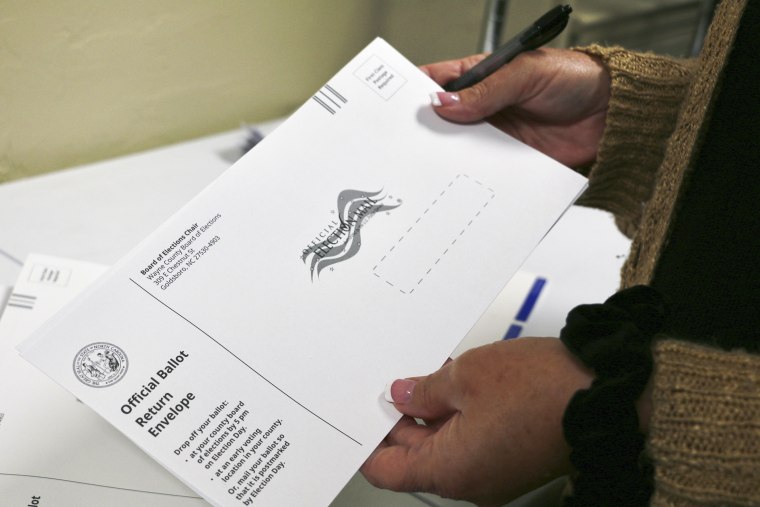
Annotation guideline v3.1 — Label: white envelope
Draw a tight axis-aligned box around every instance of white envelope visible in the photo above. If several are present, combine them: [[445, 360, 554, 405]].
[[20, 38, 587, 507]]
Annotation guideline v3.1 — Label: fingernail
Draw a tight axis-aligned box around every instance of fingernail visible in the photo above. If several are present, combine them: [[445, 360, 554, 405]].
[[384, 382, 394, 402], [430, 91, 460, 107], [385, 379, 416, 404]]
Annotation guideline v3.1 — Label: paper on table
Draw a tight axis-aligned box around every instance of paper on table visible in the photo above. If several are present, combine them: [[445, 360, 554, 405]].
[[0, 254, 206, 506], [20, 38, 587, 507]]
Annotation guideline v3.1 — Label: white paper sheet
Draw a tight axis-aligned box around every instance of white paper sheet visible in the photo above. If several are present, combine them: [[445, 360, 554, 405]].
[[0, 254, 207, 506], [20, 38, 587, 507]]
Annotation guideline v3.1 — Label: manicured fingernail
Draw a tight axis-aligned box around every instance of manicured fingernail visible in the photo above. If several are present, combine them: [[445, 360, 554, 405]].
[[388, 379, 416, 404], [384, 382, 394, 402], [430, 91, 460, 107]]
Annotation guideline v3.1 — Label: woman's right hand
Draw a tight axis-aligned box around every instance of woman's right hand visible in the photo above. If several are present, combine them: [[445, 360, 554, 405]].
[[422, 48, 610, 168]]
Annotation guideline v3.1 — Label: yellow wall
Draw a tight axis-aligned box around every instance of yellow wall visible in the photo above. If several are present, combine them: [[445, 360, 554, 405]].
[[0, 1, 489, 183], [376, 0, 486, 64]]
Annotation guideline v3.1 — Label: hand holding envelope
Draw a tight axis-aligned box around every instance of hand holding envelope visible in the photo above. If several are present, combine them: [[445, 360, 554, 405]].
[[422, 48, 611, 168], [362, 338, 593, 506]]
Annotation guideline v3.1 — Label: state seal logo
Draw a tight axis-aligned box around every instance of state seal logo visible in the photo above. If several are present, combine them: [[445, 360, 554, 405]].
[[73, 342, 128, 387]]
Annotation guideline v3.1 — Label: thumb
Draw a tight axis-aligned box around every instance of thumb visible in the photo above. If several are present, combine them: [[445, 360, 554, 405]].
[[385, 366, 460, 420], [431, 69, 524, 124]]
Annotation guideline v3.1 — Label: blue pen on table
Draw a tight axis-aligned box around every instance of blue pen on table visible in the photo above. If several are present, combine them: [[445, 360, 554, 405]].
[[444, 4, 573, 92], [503, 276, 548, 340]]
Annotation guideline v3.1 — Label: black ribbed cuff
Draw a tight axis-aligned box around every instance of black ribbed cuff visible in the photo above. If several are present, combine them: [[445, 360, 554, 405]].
[[560, 285, 667, 507]]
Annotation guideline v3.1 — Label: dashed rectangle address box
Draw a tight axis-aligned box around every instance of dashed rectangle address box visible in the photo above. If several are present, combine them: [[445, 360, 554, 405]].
[[373, 174, 495, 294]]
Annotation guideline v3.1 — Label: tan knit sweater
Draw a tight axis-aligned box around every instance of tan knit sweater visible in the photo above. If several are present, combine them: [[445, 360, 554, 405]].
[[577, 0, 760, 504]]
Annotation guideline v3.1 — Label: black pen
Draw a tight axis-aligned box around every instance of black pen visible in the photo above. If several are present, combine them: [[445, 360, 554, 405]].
[[444, 5, 573, 92]]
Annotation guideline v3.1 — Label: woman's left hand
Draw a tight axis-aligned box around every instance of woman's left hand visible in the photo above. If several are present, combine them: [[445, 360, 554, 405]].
[[361, 337, 594, 506]]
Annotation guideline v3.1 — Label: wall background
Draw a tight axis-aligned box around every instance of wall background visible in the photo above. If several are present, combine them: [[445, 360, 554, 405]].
[[0, 0, 708, 183], [0, 0, 491, 183]]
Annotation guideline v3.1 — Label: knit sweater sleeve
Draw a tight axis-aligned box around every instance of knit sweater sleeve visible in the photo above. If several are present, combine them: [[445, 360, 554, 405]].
[[572, 46, 696, 237], [648, 339, 760, 506]]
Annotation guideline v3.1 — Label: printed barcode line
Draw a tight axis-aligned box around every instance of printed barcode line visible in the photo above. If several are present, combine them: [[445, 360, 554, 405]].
[[325, 84, 347, 103], [312, 96, 335, 115], [10, 293, 36, 300], [319, 90, 342, 109], [7, 303, 33, 310]]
